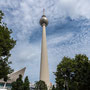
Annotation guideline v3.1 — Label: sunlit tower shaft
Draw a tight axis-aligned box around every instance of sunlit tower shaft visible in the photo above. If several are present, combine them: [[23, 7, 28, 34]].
[[39, 9, 50, 87]]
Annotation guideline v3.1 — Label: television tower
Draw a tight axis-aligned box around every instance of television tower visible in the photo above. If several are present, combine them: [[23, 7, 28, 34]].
[[39, 9, 50, 88]]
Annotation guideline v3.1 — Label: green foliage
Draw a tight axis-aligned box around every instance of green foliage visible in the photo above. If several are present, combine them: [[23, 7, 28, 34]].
[[0, 10, 16, 80], [11, 75, 24, 90], [0, 13, 16, 57], [23, 76, 30, 90], [11, 82, 17, 90], [0, 10, 4, 23], [35, 80, 47, 90], [52, 85, 56, 90], [0, 57, 13, 81], [55, 54, 90, 90], [11, 75, 30, 90]]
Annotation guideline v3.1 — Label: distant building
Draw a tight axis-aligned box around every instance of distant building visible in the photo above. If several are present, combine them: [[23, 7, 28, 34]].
[[30, 83, 35, 90], [0, 67, 26, 90]]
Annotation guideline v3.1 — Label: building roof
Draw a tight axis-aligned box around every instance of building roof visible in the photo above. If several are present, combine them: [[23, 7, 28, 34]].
[[0, 67, 26, 83]]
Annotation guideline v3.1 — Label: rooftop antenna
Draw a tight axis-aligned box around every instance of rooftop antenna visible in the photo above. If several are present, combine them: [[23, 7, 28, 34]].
[[43, 8, 45, 15]]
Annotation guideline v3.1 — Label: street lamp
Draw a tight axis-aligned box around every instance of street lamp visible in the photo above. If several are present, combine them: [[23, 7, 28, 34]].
[[63, 74, 69, 90], [61, 68, 75, 90]]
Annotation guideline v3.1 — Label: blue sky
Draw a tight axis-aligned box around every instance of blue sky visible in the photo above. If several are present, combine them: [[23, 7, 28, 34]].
[[0, 0, 90, 84]]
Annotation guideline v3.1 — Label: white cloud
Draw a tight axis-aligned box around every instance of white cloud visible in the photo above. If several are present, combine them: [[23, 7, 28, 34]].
[[47, 33, 73, 46]]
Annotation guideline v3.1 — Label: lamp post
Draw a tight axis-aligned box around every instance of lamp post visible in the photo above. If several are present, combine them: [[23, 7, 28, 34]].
[[61, 68, 75, 90], [63, 74, 69, 90]]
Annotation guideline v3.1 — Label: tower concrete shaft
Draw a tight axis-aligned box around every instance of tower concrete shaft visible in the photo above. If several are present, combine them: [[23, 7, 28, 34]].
[[40, 23, 50, 87]]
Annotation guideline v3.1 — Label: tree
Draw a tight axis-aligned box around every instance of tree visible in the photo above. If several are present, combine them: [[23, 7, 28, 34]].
[[74, 54, 90, 90], [55, 54, 90, 90], [11, 75, 30, 90], [52, 85, 56, 90], [0, 10, 16, 80], [35, 80, 47, 90], [11, 75, 24, 90], [23, 76, 30, 90], [11, 81, 17, 90]]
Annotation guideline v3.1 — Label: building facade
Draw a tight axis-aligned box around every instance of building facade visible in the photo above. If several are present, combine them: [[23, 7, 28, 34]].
[[0, 67, 26, 90]]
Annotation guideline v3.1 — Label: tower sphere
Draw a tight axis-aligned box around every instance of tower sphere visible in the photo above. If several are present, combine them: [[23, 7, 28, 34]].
[[40, 15, 48, 27]]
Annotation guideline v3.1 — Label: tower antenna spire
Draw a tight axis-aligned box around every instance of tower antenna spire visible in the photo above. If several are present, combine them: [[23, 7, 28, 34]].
[[43, 8, 45, 15]]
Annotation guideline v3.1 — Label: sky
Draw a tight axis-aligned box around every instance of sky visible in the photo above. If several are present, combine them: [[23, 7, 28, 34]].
[[0, 0, 90, 84]]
